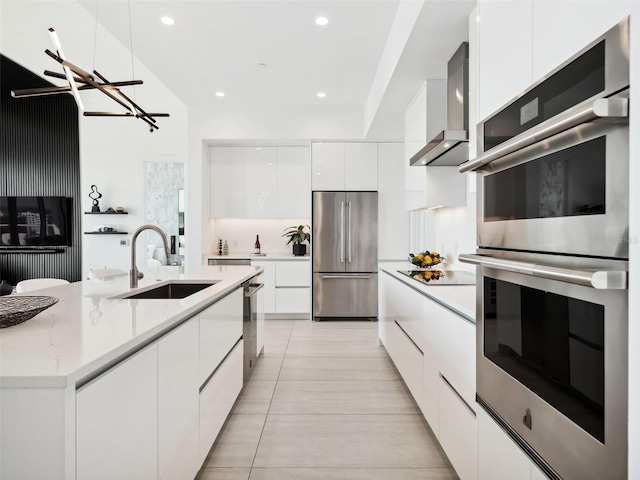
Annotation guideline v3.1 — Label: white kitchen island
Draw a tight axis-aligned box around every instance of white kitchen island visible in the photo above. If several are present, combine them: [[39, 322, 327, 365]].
[[0, 265, 262, 480], [378, 261, 477, 480]]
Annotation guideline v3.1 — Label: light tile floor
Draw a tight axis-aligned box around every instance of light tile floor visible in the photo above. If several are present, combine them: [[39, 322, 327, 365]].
[[196, 319, 458, 480]]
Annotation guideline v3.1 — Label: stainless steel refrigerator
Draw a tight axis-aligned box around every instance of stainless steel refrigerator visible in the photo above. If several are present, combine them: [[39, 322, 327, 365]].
[[312, 191, 378, 320]]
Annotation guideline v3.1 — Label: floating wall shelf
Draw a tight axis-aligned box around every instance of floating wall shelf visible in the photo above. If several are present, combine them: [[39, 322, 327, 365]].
[[84, 212, 128, 215]]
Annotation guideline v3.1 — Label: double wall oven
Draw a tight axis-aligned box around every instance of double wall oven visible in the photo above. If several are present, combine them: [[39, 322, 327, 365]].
[[459, 17, 630, 480]]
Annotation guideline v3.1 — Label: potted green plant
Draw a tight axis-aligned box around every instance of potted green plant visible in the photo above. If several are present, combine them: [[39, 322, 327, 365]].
[[282, 225, 311, 256]]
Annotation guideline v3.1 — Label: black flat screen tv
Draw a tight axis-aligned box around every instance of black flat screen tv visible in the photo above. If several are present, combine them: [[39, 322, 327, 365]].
[[0, 196, 72, 248]]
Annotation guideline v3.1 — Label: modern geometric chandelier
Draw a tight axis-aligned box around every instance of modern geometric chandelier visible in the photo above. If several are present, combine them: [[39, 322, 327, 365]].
[[11, 28, 169, 132]]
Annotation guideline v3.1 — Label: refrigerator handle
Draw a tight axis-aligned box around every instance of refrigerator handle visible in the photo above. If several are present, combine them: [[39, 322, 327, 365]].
[[347, 201, 352, 263], [340, 201, 345, 263]]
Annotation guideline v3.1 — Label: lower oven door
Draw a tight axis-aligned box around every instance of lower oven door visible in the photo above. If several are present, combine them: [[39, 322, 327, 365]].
[[463, 249, 628, 480]]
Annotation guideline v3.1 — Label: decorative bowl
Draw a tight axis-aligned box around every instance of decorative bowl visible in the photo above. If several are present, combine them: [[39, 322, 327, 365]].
[[0, 296, 59, 328], [408, 250, 445, 268]]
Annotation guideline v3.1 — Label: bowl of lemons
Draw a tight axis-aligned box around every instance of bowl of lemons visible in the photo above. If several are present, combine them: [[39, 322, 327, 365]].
[[408, 250, 445, 269]]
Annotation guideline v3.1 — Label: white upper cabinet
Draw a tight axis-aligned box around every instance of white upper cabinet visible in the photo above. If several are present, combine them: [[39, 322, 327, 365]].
[[404, 82, 428, 211], [477, 0, 533, 122], [344, 143, 378, 190], [312, 142, 378, 191], [210, 147, 245, 218], [531, 1, 633, 81], [377, 143, 410, 260], [210, 146, 312, 218], [312, 142, 345, 190], [277, 146, 311, 217], [244, 147, 278, 217]]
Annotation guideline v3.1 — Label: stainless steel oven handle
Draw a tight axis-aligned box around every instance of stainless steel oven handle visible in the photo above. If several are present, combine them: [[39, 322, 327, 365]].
[[459, 97, 629, 173], [458, 253, 627, 290]]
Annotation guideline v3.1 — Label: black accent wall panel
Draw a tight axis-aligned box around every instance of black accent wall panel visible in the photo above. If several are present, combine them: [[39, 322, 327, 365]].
[[1, 55, 82, 285]]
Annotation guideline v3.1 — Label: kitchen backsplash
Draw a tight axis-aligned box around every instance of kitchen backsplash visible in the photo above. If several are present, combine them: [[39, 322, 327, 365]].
[[211, 218, 311, 255], [433, 191, 477, 270]]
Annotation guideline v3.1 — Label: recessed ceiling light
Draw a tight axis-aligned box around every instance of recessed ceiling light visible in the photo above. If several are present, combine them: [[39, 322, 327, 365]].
[[317, 92, 326, 98], [315, 16, 329, 26], [160, 17, 175, 26], [215, 91, 225, 97]]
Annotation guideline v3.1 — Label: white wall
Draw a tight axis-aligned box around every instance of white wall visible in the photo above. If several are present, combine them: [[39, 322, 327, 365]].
[[0, 1, 189, 278]]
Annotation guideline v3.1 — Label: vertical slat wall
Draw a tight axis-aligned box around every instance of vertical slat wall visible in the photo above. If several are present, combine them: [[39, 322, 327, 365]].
[[0, 55, 81, 285]]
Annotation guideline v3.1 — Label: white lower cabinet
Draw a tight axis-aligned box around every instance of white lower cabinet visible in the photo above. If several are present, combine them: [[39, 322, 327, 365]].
[[478, 408, 550, 480], [439, 373, 478, 480], [199, 289, 243, 386], [252, 260, 311, 316], [253, 261, 276, 313], [76, 344, 159, 480], [76, 285, 247, 480], [421, 310, 441, 436], [199, 340, 244, 464], [389, 319, 424, 407], [275, 288, 310, 313], [379, 271, 478, 480], [478, 408, 531, 480], [158, 318, 200, 480]]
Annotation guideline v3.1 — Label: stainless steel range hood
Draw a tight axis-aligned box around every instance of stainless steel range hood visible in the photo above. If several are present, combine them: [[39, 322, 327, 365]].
[[410, 42, 469, 166]]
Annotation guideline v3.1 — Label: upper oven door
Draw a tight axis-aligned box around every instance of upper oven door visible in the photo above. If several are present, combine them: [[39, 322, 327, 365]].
[[462, 249, 628, 480], [477, 120, 629, 258]]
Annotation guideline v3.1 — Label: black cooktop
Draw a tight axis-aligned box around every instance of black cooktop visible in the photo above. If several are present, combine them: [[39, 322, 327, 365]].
[[398, 269, 476, 286]]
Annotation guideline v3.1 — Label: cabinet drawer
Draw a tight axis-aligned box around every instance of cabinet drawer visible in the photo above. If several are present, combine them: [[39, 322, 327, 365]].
[[275, 288, 310, 313], [199, 289, 243, 386], [159, 318, 200, 480], [253, 261, 276, 313], [478, 408, 531, 480], [275, 261, 310, 287], [389, 320, 424, 408], [439, 373, 478, 480], [77, 345, 158, 480], [428, 297, 476, 409], [199, 340, 243, 464]]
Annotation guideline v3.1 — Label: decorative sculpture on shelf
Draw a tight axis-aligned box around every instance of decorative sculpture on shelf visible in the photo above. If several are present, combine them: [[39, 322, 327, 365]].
[[89, 185, 102, 212]]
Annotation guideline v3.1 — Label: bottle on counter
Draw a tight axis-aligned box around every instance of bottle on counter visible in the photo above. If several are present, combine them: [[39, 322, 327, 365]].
[[254, 235, 261, 254]]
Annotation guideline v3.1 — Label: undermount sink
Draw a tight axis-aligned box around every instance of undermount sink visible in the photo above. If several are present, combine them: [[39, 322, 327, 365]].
[[114, 281, 218, 300]]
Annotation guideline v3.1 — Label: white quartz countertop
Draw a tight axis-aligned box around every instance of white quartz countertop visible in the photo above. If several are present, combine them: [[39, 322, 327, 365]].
[[0, 265, 261, 388], [379, 262, 476, 323], [204, 253, 310, 261]]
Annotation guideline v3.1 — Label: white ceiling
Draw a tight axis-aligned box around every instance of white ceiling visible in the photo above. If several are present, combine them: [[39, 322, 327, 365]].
[[78, 0, 476, 140]]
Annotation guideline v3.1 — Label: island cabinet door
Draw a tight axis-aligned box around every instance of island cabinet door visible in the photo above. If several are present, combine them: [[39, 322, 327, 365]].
[[199, 289, 243, 386], [199, 340, 244, 464], [158, 317, 200, 480], [76, 344, 158, 480]]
